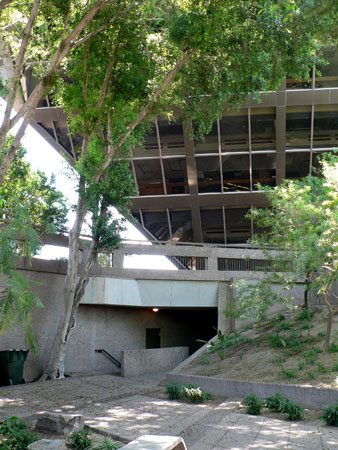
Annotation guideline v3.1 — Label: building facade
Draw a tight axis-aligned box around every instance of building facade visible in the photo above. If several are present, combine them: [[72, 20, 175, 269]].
[[29, 47, 338, 244]]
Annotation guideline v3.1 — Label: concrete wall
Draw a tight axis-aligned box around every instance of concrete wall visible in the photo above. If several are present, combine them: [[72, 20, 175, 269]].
[[121, 347, 189, 377], [165, 373, 338, 409], [82, 278, 218, 308], [0, 266, 212, 381]]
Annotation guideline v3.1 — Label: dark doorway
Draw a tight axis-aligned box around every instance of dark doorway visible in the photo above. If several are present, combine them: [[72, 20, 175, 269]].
[[146, 328, 161, 348]]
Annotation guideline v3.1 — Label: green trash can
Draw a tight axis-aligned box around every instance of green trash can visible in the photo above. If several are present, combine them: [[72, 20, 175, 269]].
[[0, 350, 29, 386]]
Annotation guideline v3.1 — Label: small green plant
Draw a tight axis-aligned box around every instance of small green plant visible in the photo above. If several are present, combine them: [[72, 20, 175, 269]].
[[332, 363, 338, 372], [279, 366, 296, 379], [264, 394, 303, 420], [321, 402, 338, 426], [296, 309, 314, 321], [165, 382, 182, 400], [66, 428, 92, 450], [277, 321, 292, 331], [298, 361, 305, 371], [200, 356, 210, 365], [303, 347, 321, 365], [181, 386, 205, 403], [166, 383, 211, 403], [272, 355, 287, 364], [328, 342, 338, 353], [306, 370, 316, 379], [318, 331, 326, 338], [301, 321, 313, 330], [0, 416, 38, 450], [268, 333, 286, 348], [281, 400, 304, 421], [93, 437, 124, 450], [198, 330, 253, 360], [316, 363, 328, 373], [243, 394, 262, 415], [264, 393, 285, 412]]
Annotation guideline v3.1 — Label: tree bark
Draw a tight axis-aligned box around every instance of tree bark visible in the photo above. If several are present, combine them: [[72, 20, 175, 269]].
[[40, 180, 88, 380]]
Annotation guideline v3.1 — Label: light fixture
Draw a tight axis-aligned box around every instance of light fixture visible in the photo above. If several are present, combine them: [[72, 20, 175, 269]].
[[152, 308, 159, 312]]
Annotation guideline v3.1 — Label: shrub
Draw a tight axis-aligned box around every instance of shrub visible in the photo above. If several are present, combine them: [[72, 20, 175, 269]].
[[165, 383, 211, 403], [264, 394, 303, 420], [0, 417, 38, 450], [93, 437, 124, 450], [165, 383, 182, 400], [321, 402, 338, 426], [296, 309, 314, 321], [243, 394, 262, 415], [264, 393, 286, 412], [280, 399, 304, 421], [181, 386, 205, 403], [66, 428, 92, 450]]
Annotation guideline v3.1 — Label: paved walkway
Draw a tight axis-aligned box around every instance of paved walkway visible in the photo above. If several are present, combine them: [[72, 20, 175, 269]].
[[0, 375, 337, 449]]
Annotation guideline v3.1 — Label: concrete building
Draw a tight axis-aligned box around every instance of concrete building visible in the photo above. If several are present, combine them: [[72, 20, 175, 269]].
[[1, 46, 338, 381], [26, 47, 338, 244]]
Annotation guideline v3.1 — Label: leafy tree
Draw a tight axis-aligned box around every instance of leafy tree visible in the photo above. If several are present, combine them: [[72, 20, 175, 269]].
[[0, 138, 68, 351], [233, 153, 338, 351], [0, 137, 68, 233]]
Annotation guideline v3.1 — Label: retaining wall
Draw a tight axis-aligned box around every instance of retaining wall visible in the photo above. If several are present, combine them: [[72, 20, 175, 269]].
[[121, 347, 189, 377], [165, 373, 338, 409]]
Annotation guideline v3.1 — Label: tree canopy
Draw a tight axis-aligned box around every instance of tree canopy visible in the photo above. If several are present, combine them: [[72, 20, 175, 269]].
[[0, 137, 68, 233], [233, 154, 338, 350]]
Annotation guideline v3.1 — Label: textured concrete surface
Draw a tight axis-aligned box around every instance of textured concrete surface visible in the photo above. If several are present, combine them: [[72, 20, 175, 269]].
[[121, 347, 189, 377], [1, 375, 338, 449], [165, 373, 338, 409]]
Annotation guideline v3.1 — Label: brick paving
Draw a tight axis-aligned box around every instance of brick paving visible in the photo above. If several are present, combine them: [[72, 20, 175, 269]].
[[1, 375, 337, 449]]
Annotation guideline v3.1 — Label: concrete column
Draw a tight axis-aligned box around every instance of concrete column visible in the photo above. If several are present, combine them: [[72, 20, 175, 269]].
[[112, 250, 124, 268], [207, 250, 218, 272], [217, 280, 235, 334]]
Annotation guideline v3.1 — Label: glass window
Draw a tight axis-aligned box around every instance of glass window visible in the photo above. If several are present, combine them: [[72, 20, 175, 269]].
[[163, 158, 188, 195], [201, 209, 224, 244], [252, 154, 276, 190], [194, 121, 219, 154], [286, 152, 310, 179], [220, 110, 249, 153], [196, 155, 221, 193], [222, 155, 250, 191], [134, 159, 164, 196], [251, 108, 276, 151], [133, 124, 159, 157], [143, 211, 170, 241], [225, 208, 251, 244], [158, 119, 185, 156], [313, 105, 338, 149], [170, 210, 193, 241], [315, 47, 338, 88], [286, 106, 312, 150]]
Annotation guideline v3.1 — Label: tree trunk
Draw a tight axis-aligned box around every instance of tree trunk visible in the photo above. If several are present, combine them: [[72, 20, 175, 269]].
[[303, 271, 311, 309], [39, 184, 88, 380], [322, 291, 335, 352], [324, 309, 334, 352]]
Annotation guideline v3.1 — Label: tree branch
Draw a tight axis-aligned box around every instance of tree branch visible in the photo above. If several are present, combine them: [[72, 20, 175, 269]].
[[72, 0, 137, 49], [92, 50, 196, 184], [0, 0, 15, 14], [4, 0, 113, 135]]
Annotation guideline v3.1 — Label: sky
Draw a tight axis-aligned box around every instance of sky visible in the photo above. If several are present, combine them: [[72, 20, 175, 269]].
[[0, 99, 176, 270]]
